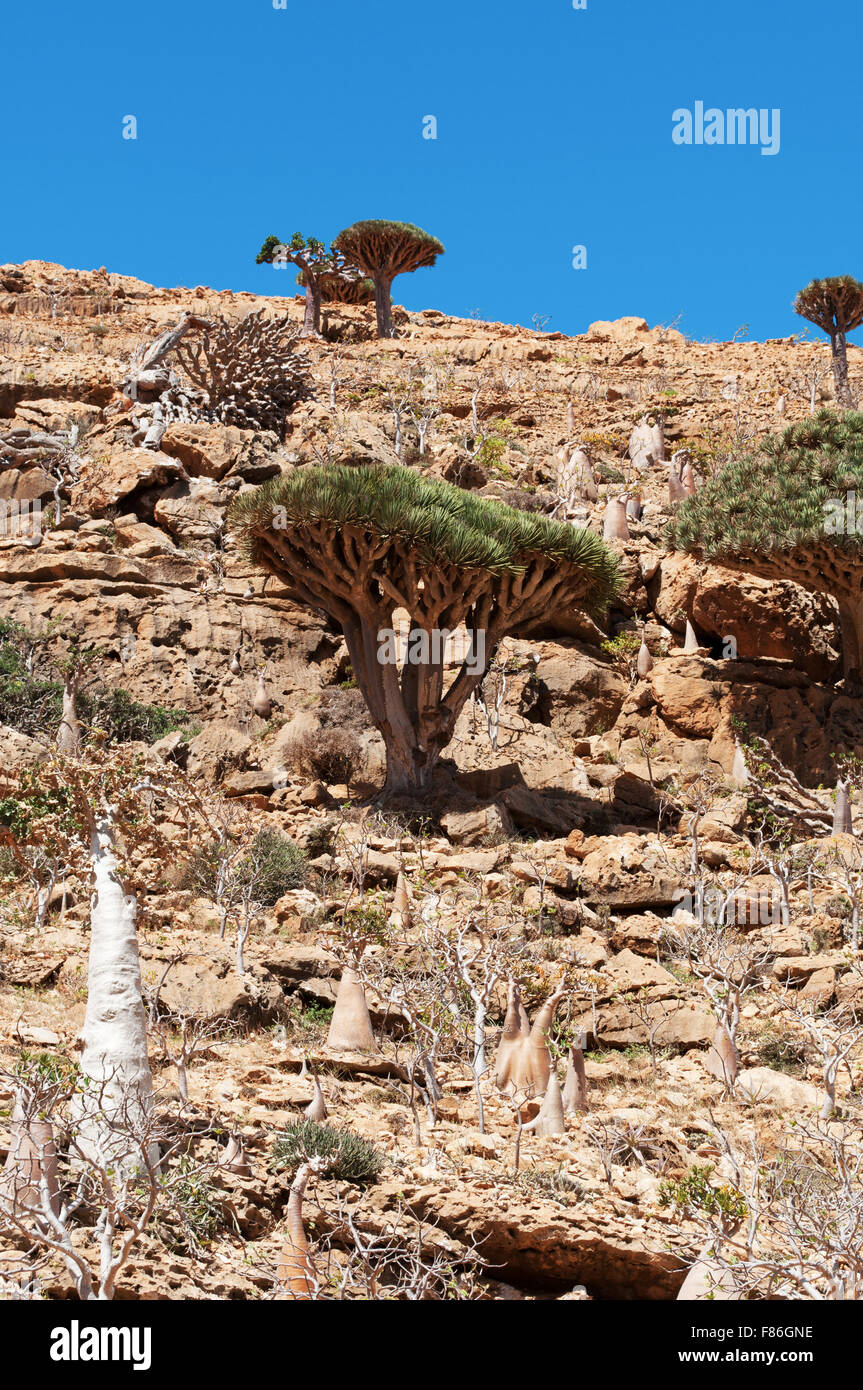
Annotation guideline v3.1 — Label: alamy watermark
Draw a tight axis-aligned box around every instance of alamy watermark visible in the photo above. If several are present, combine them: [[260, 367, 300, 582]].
[[672, 102, 780, 157], [50, 1320, 151, 1371], [377, 622, 485, 675], [0, 498, 41, 539], [824, 492, 863, 535]]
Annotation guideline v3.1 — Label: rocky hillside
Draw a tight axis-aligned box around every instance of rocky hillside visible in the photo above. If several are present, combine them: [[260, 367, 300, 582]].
[[0, 260, 861, 1303]]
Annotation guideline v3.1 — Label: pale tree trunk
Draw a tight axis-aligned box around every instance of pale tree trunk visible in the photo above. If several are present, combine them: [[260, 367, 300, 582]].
[[236, 894, 251, 976], [75, 815, 157, 1169], [472, 999, 487, 1076]]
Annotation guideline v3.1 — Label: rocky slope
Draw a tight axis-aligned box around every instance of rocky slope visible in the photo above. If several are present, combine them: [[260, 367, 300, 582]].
[[0, 261, 861, 1302]]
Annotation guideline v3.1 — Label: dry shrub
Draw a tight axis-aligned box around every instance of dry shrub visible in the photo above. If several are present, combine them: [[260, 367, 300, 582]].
[[284, 727, 360, 786]]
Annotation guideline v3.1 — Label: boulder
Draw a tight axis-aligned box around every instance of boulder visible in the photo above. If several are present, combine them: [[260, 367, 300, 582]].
[[151, 954, 282, 1021], [736, 1067, 822, 1111], [154, 477, 232, 545], [185, 723, 252, 782], [577, 835, 686, 909], [440, 803, 513, 846], [160, 422, 280, 481]]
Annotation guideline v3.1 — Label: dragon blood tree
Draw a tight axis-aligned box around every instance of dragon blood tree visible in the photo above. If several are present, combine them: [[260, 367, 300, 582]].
[[332, 221, 444, 339], [296, 268, 375, 306], [794, 276, 863, 409], [668, 410, 863, 678], [230, 465, 618, 796], [256, 234, 364, 338]]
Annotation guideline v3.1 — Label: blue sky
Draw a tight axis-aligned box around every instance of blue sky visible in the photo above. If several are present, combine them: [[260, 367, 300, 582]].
[[1, 0, 859, 342]]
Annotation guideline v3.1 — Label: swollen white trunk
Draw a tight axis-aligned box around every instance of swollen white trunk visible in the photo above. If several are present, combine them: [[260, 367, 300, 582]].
[[76, 815, 156, 1168]]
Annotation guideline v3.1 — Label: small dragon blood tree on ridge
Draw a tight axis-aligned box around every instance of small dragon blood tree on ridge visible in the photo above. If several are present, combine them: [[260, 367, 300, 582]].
[[230, 464, 618, 796], [256, 233, 366, 337], [794, 276, 863, 409], [668, 409, 863, 678], [332, 221, 444, 339]]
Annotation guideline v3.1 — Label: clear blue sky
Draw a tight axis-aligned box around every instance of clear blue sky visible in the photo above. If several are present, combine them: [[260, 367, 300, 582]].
[[1, 0, 858, 342]]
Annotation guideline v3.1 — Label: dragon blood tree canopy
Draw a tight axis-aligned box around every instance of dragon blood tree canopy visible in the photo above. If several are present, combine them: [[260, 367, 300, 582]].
[[668, 409, 863, 676], [332, 221, 444, 338], [230, 464, 619, 794]]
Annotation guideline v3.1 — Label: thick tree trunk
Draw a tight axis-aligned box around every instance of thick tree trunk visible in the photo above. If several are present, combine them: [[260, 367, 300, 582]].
[[380, 727, 438, 796], [75, 815, 157, 1169], [830, 331, 853, 407], [372, 274, 395, 338], [301, 281, 322, 337]]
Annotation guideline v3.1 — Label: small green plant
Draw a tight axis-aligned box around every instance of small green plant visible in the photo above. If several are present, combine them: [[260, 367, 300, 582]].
[[244, 829, 308, 903], [158, 1162, 226, 1253], [512, 1164, 584, 1205], [658, 1164, 747, 1219], [80, 688, 194, 745], [601, 631, 641, 683], [271, 1120, 384, 1185], [753, 1029, 808, 1077], [13, 1050, 76, 1084]]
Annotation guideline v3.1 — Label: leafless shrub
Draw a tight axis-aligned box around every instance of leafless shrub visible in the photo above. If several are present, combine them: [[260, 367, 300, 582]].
[[284, 727, 360, 787]]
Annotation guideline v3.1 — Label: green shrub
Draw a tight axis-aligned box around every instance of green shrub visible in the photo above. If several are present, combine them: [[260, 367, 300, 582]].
[[0, 630, 62, 736], [180, 829, 308, 903], [158, 1162, 227, 1253], [80, 688, 193, 744], [0, 618, 195, 746], [271, 1120, 384, 1185], [245, 829, 308, 902], [658, 1163, 747, 1219]]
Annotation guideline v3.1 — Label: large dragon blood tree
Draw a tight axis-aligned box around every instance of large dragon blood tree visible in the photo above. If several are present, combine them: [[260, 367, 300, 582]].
[[668, 409, 863, 678], [230, 465, 619, 796], [332, 221, 444, 339]]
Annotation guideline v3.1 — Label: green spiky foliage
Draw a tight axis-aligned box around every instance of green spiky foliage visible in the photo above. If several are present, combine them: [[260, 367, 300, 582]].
[[230, 465, 618, 794], [668, 409, 863, 675], [794, 276, 863, 407], [332, 221, 444, 338]]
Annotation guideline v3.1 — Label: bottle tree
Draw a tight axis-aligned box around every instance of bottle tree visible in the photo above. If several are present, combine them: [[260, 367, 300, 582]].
[[230, 464, 618, 796], [794, 276, 863, 409], [668, 409, 863, 679], [332, 221, 444, 339]]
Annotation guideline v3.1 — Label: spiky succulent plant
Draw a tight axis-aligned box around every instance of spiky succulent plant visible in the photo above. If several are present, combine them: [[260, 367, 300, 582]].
[[669, 409, 863, 676]]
